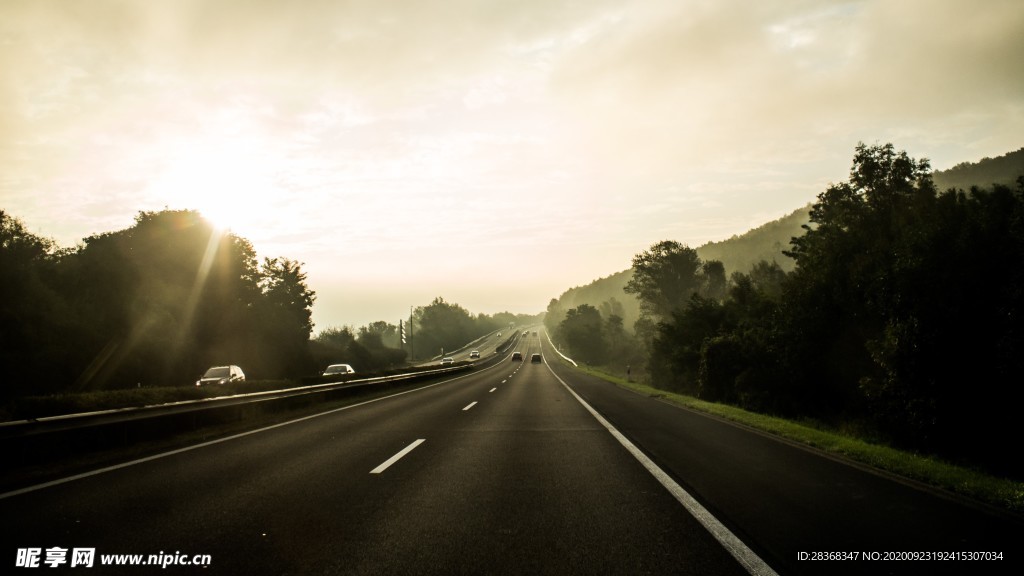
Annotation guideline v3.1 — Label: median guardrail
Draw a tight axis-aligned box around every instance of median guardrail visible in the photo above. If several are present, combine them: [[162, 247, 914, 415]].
[[0, 364, 476, 481]]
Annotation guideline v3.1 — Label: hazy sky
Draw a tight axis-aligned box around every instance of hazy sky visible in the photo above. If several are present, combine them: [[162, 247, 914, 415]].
[[3, 0, 1022, 330]]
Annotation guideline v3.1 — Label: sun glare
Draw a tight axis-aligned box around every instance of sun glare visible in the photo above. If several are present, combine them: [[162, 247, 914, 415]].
[[147, 138, 283, 237]]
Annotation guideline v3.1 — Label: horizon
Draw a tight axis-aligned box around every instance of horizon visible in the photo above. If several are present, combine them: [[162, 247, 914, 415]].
[[3, 0, 1023, 331]]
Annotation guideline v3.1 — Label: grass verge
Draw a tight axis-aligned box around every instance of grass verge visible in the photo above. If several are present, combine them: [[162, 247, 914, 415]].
[[574, 365, 1024, 516]]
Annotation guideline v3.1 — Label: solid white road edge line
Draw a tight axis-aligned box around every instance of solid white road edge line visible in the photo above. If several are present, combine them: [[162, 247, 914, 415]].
[[370, 439, 426, 474], [548, 368, 779, 576]]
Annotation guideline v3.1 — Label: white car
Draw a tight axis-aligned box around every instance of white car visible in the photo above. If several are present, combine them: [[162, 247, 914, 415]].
[[440, 357, 455, 366], [469, 350, 480, 359], [322, 363, 356, 376], [196, 365, 245, 386]]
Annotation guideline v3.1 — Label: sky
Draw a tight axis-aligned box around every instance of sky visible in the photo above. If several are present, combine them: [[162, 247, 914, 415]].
[[2, 0, 1023, 331]]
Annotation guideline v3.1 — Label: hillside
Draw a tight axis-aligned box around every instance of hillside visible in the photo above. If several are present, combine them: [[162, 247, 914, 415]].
[[932, 147, 1024, 192], [548, 208, 809, 330], [548, 145, 1024, 332]]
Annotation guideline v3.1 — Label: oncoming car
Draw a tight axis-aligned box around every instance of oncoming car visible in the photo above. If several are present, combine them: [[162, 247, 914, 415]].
[[511, 351, 523, 361], [440, 357, 455, 366], [196, 365, 245, 386], [469, 350, 480, 359], [322, 363, 355, 377]]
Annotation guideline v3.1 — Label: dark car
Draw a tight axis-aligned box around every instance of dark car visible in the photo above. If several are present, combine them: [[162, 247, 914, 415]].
[[531, 353, 542, 364], [511, 351, 523, 361]]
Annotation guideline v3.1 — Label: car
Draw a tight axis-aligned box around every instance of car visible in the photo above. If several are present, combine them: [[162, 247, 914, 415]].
[[511, 351, 522, 361], [322, 363, 355, 377], [196, 365, 245, 386], [440, 357, 455, 366], [531, 353, 542, 364], [469, 350, 480, 359]]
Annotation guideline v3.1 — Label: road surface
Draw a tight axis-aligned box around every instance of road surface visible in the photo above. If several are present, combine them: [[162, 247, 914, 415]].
[[2, 329, 1020, 574]]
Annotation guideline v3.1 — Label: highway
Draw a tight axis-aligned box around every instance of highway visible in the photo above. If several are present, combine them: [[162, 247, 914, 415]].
[[2, 329, 1021, 574]]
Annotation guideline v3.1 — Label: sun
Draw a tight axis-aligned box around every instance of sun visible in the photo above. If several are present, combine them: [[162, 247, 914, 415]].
[[147, 137, 282, 237]]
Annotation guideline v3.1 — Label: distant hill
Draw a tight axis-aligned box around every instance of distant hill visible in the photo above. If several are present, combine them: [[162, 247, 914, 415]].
[[932, 147, 1024, 192], [695, 207, 809, 275], [548, 146, 1024, 331]]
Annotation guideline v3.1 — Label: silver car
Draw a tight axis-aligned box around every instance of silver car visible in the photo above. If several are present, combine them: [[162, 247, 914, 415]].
[[196, 365, 245, 386], [322, 363, 356, 376]]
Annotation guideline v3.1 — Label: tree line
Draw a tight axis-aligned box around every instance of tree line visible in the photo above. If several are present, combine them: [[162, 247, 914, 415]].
[[548, 143, 1024, 478], [314, 298, 541, 367], [1, 209, 318, 400], [2, 208, 546, 402]]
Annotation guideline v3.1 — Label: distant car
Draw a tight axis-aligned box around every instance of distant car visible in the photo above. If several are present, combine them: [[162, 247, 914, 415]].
[[511, 351, 523, 361], [531, 353, 542, 364], [533, 331, 538, 336], [440, 357, 455, 366], [196, 365, 245, 386], [469, 350, 480, 359], [322, 363, 355, 377]]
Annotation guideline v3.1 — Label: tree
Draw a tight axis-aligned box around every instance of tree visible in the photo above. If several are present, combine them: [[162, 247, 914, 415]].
[[256, 257, 317, 377], [0, 211, 63, 398], [315, 326, 356, 349], [545, 298, 566, 335], [360, 321, 399, 349], [624, 240, 703, 320], [700, 260, 727, 301], [413, 297, 476, 359], [649, 296, 729, 394], [777, 144, 938, 422], [599, 297, 625, 320], [558, 304, 606, 364]]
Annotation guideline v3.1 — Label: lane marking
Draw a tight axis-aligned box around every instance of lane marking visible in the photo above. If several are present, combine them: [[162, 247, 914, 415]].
[[548, 367, 779, 576], [489, 388, 497, 393], [1, 361, 506, 500], [370, 439, 425, 474], [462, 401, 478, 411]]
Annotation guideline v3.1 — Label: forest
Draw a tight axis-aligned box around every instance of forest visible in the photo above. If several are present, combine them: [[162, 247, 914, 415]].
[[548, 143, 1024, 478]]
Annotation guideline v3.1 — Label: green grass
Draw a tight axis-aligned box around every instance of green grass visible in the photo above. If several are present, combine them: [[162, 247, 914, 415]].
[[574, 365, 1024, 516]]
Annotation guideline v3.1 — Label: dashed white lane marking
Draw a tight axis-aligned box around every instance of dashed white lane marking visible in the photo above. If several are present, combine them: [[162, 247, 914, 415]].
[[490, 388, 497, 393], [370, 439, 426, 474], [462, 401, 478, 411]]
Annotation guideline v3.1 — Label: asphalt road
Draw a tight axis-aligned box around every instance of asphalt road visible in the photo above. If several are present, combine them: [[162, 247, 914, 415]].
[[544, 339, 1024, 576], [1, 331, 745, 575], [2, 329, 1021, 575]]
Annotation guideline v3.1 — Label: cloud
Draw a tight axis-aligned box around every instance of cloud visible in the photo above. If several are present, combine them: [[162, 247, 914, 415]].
[[548, 0, 1023, 164], [2, 0, 1022, 328]]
